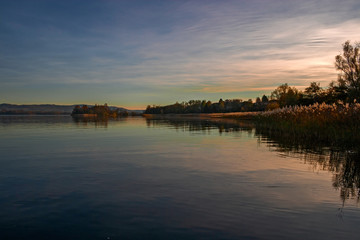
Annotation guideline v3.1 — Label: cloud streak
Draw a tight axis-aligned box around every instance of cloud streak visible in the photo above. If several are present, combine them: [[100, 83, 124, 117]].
[[0, 0, 359, 107]]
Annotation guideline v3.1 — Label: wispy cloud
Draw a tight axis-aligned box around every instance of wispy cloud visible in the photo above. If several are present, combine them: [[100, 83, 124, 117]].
[[0, 0, 359, 107]]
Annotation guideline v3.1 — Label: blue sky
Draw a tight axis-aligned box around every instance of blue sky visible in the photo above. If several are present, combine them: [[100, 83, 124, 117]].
[[1, 0, 359, 109]]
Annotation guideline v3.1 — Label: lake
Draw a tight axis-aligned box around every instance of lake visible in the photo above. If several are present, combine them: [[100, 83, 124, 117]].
[[0, 116, 359, 239]]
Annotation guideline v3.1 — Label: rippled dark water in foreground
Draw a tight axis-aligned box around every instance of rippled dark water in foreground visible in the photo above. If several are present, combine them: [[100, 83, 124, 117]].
[[0, 116, 359, 239]]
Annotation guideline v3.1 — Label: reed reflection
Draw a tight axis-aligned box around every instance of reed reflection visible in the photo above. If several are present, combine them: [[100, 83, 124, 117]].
[[72, 116, 109, 128], [255, 126, 360, 204], [146, 118, 360, 203]]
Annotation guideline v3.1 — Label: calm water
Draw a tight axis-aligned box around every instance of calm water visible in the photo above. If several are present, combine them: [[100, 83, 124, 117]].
[[0, 116, 359, 240]]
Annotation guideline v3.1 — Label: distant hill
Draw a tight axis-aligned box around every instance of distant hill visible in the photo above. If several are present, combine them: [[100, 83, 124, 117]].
[[0, 103, 143, 115]]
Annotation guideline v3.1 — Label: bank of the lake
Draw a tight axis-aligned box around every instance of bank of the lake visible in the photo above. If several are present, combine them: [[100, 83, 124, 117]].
[[144, 102, 360, 148]]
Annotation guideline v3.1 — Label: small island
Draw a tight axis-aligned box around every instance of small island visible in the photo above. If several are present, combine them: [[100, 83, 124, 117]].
[[71, 104, 131, 118]]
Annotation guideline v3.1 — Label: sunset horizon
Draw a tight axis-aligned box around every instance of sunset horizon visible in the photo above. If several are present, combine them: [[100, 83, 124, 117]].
[[1, 0, 359, 109]]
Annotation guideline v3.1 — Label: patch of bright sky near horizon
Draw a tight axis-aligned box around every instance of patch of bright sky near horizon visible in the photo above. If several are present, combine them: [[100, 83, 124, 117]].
[[0, 0, 359, 109]]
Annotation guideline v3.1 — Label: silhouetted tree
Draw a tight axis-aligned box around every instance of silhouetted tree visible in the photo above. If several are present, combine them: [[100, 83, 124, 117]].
[[218, 99, 225, 112], [301, 82, 323, 104], [271, 83, 300, 107], [261, 95, 269, 103], [305, 82, 321, 98], [335, 40, 360, 101], [266, 100, 280, 110], [327, 80, 348, 103]]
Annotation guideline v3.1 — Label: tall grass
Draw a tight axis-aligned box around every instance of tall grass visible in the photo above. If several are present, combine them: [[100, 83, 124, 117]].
[[256, 102, 360, 146]]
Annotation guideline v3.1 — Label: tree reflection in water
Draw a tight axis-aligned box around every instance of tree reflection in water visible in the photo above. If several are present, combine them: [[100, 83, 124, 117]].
[[255, 126, 360, 203], [72, 116, 127, 128], [145, 118, 254, 134], [146, 118, 360, 203]]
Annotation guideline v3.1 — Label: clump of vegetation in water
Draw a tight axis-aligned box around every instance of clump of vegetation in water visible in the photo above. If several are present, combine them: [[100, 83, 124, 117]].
[[72, 104, 129, 118]]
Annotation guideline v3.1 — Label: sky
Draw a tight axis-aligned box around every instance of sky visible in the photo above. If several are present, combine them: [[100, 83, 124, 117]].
[[1, 0, 360, 109]]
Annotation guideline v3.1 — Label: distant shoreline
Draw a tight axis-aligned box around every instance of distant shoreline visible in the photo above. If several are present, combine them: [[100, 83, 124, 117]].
[[0, 103, 143, 116], [0, 112, 71, 116]]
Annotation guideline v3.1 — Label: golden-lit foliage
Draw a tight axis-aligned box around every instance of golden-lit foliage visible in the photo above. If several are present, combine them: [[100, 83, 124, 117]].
[[260, 101, 360, 125], [257, 101, 360, 144]]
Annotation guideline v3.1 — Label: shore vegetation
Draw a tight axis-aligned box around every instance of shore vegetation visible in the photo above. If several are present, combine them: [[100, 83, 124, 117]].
[[145, 41, 359, 115], [256, 101, 360, 146], [144, 41, 360, 147]]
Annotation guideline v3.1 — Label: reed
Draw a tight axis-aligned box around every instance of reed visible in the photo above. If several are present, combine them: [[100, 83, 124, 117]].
[[256, 102, 360, 146]]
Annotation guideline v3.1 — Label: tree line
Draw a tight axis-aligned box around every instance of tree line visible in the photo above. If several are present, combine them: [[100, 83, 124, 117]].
[[145, 40, 360, 114], [72, 104, 130, 117]]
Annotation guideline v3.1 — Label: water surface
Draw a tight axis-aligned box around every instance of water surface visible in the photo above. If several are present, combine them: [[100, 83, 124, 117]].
[[0, 116, 359, 239]]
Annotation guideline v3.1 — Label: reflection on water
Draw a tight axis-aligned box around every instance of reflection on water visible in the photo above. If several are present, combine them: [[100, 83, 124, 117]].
[[1, 116, 360, 239], [146, 118, 360, 203], [254, 126, 360, 203], [72, 115, 129, 128], [145, 118, 254, 133]]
